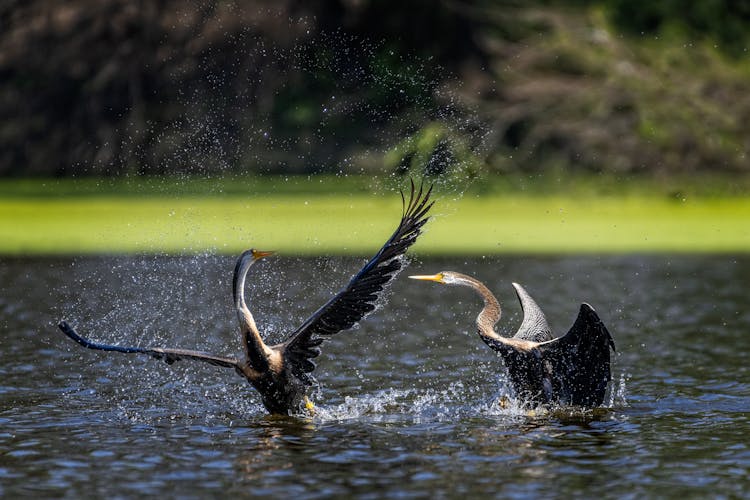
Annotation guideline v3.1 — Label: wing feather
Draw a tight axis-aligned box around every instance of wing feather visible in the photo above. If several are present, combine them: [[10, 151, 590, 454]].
[[58, 321, 241, 370], [537, 304, 615, 406], [281, 180, 433, 384]]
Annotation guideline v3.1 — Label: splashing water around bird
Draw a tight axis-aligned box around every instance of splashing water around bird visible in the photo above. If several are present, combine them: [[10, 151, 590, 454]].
[[57, 183, 434, 416]]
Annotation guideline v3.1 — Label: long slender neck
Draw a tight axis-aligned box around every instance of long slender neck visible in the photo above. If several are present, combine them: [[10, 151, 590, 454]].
[[451, 273, 503, 344], [233, 254, 270, 370], [451, 274, 542, 354]]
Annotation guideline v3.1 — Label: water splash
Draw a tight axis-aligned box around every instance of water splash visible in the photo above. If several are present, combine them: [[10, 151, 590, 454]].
[[310, 381, 534, 424], [609, 371, 630, 407]]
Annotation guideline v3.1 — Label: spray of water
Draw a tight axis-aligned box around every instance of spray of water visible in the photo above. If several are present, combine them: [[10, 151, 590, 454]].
[[609, 371, 630, 408]]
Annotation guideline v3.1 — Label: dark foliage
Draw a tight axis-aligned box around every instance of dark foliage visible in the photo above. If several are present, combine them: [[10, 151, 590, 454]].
[[603, 0, 750, 56], [2, 0, 748, 177], [0, 0, 483, 176]]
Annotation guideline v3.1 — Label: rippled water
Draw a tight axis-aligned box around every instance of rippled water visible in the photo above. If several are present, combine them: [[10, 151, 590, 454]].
[[1, 255, 748, 497]]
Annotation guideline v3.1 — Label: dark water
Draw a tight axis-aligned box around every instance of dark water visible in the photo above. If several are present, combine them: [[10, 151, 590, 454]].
[[1, 255, 748, 498]]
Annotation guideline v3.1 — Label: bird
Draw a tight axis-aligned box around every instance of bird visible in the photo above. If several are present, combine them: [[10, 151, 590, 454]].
[[408, 271, 615, 407], [57, 181, 433, 416]]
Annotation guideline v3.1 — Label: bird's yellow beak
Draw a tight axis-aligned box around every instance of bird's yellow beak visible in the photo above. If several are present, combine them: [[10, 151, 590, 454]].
[[408, 273, 445, 284], [251, 249, 275, 260]]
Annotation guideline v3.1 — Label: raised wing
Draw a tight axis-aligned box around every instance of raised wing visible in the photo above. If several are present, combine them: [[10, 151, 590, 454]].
[[511, 282, 553, 342], [281, 181, 433, 385], [537, 304, 616, 406], [58, 321, 241, 369]]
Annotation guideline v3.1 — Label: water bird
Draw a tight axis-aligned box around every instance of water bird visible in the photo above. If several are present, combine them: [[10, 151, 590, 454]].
[[57, 182, 433, 416], [409, 272, 615, 407]]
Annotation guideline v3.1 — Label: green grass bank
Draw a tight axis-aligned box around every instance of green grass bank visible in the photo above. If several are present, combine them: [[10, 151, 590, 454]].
[[1, 175, 748, 255]]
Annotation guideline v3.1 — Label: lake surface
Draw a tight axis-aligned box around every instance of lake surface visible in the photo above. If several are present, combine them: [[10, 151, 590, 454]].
[[1, 255, 748, 498]]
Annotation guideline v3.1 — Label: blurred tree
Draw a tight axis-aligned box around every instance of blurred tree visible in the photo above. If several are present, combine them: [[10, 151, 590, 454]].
[[603, 0, 750, 56], [1, 0, 749, 177], [0, 0, 486, 176], [0, 0, 311, 175]]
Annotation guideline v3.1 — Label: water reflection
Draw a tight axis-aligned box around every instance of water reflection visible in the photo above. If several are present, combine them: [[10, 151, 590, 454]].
[[236, 417, 317, 481]]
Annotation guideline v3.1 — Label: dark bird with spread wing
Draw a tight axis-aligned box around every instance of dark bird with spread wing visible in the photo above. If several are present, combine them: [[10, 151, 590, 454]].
[[58, 182, 433, 415], [409, 271, 615, 407]]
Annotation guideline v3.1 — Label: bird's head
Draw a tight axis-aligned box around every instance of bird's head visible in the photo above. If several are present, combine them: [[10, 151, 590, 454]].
[[247, 248, 274, 261], [237, 248, 275, 268], [409, 271, 461, 285], [233, 249, 275, 299]]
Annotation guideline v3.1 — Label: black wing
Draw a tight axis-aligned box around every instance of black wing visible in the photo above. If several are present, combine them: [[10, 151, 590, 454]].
[[537, 304, 616, 407], [58, 321, 241, 369], [281, 181, 433, 385]]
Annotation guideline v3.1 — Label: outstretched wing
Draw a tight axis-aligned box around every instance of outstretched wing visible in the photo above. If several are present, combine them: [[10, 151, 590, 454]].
[[281, 181, 433, 385], [58, 321, 241, 369], [537, 304, 616, 407]]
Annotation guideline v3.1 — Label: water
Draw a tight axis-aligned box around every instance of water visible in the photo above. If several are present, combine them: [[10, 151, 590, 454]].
[[1, 255, 748, 497]]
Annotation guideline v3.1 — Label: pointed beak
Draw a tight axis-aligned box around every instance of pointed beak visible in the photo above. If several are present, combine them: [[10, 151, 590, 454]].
[[251, 249, 275, 260], [408, 273, 445, 283]]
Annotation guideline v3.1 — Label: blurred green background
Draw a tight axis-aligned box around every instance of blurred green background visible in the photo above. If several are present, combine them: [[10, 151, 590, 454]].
[[1, 0, 749, 254]]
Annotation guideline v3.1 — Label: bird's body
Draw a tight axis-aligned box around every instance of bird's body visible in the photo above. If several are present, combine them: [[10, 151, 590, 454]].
[[409, 272, 615, 407], [58, 182, 433, 416], [240, 361, 306, 415]]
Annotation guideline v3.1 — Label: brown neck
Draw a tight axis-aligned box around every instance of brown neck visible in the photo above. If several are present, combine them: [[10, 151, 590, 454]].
[[449, 273, 503, 344], [447, 273, 543, 355]]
